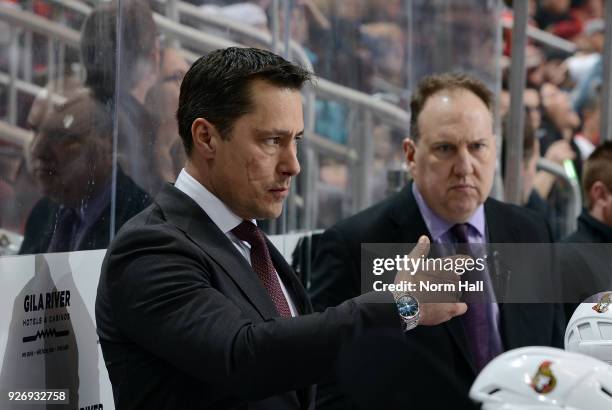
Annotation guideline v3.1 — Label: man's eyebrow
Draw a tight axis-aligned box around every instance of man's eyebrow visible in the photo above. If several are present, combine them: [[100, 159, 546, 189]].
[[255, 128, 305, 138]]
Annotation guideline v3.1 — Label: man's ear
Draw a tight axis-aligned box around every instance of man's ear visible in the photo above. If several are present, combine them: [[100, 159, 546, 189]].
[[191, 118, 218, 159], [590, 181, 608, 207], [403, 137, 417, 164]]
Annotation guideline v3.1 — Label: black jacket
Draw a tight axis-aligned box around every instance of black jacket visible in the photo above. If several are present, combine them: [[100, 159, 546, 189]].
[[19, 169, 150, 255], [561, 209, 612, 319], [309, 184, 565, 409], [96, 183, 404, 410]]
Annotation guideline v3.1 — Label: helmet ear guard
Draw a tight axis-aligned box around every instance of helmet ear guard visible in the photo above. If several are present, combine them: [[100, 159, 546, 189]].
[[469, 346, 612, 410]]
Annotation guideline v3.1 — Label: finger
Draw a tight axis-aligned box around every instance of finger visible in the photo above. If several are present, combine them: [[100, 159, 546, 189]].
[[408, 235, 430, 260], [452, 303, 467, 317]]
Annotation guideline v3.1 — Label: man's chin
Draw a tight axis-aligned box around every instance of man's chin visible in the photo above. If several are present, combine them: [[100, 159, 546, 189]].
[[254, 203, 284, 221], [441, 200, 480, 223]]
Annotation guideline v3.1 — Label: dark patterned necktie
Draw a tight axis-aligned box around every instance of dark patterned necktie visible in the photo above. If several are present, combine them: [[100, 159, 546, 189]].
[[232, 220, 292, 317], [450, 223, 503, 371]]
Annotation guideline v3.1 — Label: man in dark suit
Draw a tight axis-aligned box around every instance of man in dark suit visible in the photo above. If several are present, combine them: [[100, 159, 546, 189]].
[[19, 91, 150, 254], [310, 73, 565, 409], [96, 48, 469, 410]]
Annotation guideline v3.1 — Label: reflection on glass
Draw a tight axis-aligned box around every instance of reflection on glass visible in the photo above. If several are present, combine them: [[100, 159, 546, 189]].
[[19, 91, 150, 255]]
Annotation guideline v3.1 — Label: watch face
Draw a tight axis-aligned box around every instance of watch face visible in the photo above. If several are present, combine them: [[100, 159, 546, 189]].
[[397, 295, 418, 319]]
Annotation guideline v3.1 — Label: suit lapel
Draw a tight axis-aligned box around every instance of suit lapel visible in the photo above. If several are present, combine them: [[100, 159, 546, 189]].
[[484, 198, 519, 243], [484, 198, 521, 349], [155, 184, 279, 320], [398, 184, 477, 375]]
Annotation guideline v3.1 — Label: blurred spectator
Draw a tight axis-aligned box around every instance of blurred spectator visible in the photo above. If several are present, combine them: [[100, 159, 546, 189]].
[[0, 73, 83, 236], [574, 83, 601, 159], [566, 19, 603, 85], [524, 87, 543, 132], [145, 47, 189, 186], [572, 18, 605, 113], [567, 141, 612, 240], [561, 141, 612, 315], [534, 0, 602, 40], [534, 84, 582, 238], [316, 0, 371, 91], [276, 2, 347, 145], [525, 45, 546, 88], [539, 82, 580, 156], [361, 22, 406, 94], [19, 91, 150, 254], [159, 47, 189, 88], [80, 0, 160, 195], [502, 110, 548, 215]]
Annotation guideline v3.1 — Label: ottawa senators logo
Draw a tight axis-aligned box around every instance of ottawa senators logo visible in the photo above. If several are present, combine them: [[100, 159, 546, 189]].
[[593, 293, 612, 314], [530, 361, 556, 394]]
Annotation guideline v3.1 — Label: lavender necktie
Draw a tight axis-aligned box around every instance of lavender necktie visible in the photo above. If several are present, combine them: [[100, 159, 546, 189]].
[[232, 221, 292, 318], [450, 223, 503, 371]]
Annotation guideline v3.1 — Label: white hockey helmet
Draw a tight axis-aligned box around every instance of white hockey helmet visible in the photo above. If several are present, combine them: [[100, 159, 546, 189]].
[[469, 346, 612, 410], [565, 291, 612, 364]]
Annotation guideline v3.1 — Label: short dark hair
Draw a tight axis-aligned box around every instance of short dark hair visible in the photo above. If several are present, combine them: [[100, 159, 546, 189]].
[[80, 0, 157, 102], [409, 73, 493, 142], [176, 47, 312, 156], [583, 141, 612, 209]]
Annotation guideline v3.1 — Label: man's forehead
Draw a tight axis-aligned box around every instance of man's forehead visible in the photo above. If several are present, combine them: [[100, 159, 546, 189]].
[[38, 103, 96, 139], [417, 92, 493, 142], [419, 89, 490, 120], [422, 89, 488, 111]]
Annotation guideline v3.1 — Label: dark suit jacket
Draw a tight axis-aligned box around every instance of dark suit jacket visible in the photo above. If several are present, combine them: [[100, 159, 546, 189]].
[[95, 183, 403, 410], [19, 169, 150, 255], [561, 209, 612, 319], [309, 184, 565, 409]]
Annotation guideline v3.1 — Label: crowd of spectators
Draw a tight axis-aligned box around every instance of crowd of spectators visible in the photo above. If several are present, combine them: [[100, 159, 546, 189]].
[[501, 0, 607, 239], [0, 0, 610, 250]]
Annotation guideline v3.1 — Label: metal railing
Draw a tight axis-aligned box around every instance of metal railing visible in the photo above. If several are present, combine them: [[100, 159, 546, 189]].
[[0, 1, 413, 230], [0, 120, 33, 148], [0, 1, 588, 234], [500, 18, 577, 54]]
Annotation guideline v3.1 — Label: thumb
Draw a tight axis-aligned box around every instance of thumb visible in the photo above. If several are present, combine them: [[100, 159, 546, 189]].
[[408, 235, 430, 261]]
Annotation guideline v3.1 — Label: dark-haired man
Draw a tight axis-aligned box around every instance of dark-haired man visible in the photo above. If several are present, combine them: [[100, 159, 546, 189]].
[[96, 48, 469, 410], [310, 73, 565, 409]]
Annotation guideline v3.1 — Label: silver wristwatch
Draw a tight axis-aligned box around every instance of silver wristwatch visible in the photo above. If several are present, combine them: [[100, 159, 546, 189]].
[[394, 292, 420, 332]]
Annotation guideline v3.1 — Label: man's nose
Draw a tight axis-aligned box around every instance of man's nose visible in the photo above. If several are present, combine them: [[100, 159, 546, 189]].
[[452, 147, 474, 177], [279, 143, 300, 177]]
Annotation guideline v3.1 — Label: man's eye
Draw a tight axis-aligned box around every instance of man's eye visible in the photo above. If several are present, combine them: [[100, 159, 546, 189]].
[[264, 137, 281, 146], [436, 144, 453, 152], [470, 142, 486, 150]]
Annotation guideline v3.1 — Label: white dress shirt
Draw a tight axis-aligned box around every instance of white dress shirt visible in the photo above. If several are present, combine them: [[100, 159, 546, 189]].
[[174, 168, 298, 317]]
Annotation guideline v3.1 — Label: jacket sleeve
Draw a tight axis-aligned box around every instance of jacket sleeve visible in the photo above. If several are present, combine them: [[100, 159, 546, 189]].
[[308, 226, 362, 312]]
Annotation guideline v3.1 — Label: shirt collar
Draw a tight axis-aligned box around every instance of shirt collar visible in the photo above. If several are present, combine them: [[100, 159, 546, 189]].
[[174, 168, 255, 233], [411, 182, 485, 242]]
